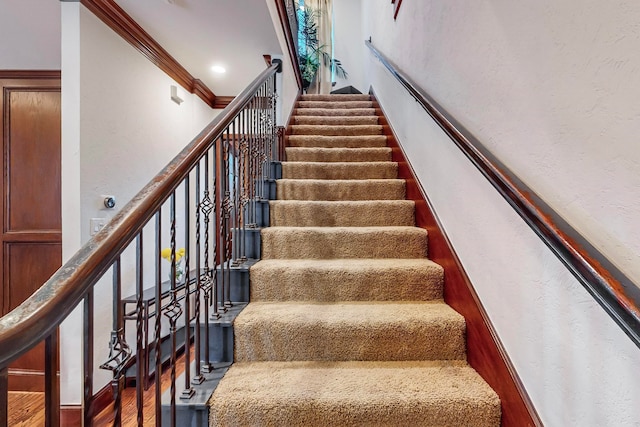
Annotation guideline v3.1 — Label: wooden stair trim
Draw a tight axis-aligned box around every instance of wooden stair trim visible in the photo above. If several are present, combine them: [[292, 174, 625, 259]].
[[80, 0, 232, 109], [371, 94, 543, 427]]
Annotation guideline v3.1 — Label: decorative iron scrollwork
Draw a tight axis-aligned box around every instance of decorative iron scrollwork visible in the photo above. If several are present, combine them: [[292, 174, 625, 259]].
[[200, 191, 213, 217], [100, 329, 132, 375], [223, 193, 233, 218], [163, 294, 183, 323]]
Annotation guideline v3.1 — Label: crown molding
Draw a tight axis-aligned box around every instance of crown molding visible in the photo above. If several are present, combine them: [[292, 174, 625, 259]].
[[0, 70, 61, 79], [80, 0, 227, 108]]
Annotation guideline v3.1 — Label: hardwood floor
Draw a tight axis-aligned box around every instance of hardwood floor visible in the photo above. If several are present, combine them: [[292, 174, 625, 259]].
[[8, 347, 191, 426], [94, 352, 189, 427], [8, 391, 45, 427]]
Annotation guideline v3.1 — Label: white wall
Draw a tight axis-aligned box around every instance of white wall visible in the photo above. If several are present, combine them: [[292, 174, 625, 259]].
[[0, 0, 61, 69], [349, 0, 640, 425], [360, 0, 640, 286], [333, 0, 365, 93], [265, 0, 300, 125], [60, 3, 218, 404]]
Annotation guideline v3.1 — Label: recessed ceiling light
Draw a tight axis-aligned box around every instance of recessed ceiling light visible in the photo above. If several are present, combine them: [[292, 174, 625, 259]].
[[211, 65, 226, 74]]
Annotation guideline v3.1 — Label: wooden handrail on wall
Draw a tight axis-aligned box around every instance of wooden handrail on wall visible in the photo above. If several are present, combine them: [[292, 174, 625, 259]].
[[365, 40, 640, 349]]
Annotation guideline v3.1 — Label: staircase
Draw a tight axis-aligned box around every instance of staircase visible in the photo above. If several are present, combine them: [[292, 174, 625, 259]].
[[208, 94, 501, 426]]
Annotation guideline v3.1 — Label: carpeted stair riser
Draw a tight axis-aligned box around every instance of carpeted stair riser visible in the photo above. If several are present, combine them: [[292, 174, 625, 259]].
[[209, 361, 501, 427], [300, 94, 371, 101], [297, 100, 373, 109], [269, 200, 414, 227], [261, 226, 427, 259], [293, 108, 376, 116], [285, 147, 392, 162], [286, 135, 388, 148], [250, 259, 443, 302], [282, 162, 398, 180], [234, 302, 466, 362], [277, 179, 405, 201], [289, 125, 383, 136], [293, 116, 379, 125]]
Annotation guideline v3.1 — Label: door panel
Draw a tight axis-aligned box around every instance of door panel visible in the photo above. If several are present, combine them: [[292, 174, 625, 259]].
[[7, 90, 61, 232], [0, 74, 61, 392]]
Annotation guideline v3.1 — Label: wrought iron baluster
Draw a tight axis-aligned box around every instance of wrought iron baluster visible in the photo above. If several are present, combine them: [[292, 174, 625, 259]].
[[222, 129, 233, 309], [181, 175, 195, 399], [251, 96, 260, 222], [135, 232, 144, 425], [100, 257, 131, 427], [239, 112, 249, 261], [232, 119, 241, 265], [154, 212, 163, 427], [0, 367, 8, 427], [83, 290, 94, 426], [165, 192, 183, 427], [201, 151, 216, 372], [44, 332, 60, 427], [192, 163, 205, 385], [211, 144, 222, 316], [270, 74, 279, 164]]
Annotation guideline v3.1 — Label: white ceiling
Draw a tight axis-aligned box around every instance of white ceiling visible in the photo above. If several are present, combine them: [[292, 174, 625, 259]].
[[113, 0, 283, 96], [0, 0, 282, 96], [0, 0, 61, 69]]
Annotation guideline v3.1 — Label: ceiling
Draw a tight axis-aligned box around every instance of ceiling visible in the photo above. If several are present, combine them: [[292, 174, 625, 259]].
[[0, 0, 61, 69], [113, 0, 283, 96], [0, 0, 283, 96]]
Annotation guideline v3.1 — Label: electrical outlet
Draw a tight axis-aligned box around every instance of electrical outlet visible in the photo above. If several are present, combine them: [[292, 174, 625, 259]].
[[90, 218, 107, 236]]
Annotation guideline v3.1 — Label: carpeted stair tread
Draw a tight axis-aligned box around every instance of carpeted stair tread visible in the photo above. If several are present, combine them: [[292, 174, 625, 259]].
[[209, 94, 501, 426], [285, 147, 392, 162], [261, 226, 427, 259], [297, 100, 373, 109], [293, 108, 376, 116], [300, 94, 371, 101], [233, 301, 466, 361], [250, 258, 443, 301], [293, 116, 379, 125], [209, 361, 501, 427], [269, 200, 414, 227], [289, 125, 383, 136], [286, 134, 388, 148], [277, 179, 405, 201], [282, 161, 398, 180]]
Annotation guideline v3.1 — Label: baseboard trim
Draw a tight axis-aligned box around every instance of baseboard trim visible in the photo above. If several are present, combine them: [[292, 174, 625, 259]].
[[60, 405, 81, 427], [371, 92, 543, 427], [58, 382, 111, 426], [8, 369, 44, 392]]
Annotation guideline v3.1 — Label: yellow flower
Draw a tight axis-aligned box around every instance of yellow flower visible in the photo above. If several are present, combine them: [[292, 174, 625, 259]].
[[161, 247, 185, 262]]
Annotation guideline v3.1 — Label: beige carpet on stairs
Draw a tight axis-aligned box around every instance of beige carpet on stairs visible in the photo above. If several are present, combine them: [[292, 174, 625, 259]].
[[208, 93, 501, 426]]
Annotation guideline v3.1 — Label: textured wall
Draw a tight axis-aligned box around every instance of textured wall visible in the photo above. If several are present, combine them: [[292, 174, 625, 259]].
[[265, 0, 300, 125], [361, 0, 640, 285], [350, 0, 640, 425], [333, 0, 365, 93], [60, 3, 218, 404]]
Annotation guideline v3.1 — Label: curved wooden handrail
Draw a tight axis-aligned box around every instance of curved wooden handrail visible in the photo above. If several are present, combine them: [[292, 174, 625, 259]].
[[366, 40, 640, 349], [0, 63, 280, 367]]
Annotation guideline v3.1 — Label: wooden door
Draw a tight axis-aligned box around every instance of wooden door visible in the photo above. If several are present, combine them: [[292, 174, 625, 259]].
[[0, 72, 62, 392]]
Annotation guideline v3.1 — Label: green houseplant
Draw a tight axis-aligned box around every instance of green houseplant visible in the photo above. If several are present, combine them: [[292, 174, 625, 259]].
[[297, 4, 347, 90]]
